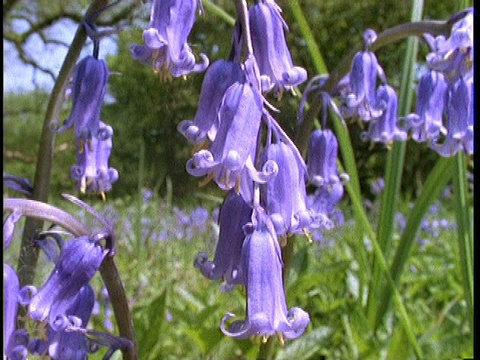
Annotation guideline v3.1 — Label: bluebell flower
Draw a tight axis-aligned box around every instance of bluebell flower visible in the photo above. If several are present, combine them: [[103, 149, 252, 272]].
[[130, 0, 209, 78], [27, 235, 108, 323], [54, 55, 109, 143], [4, 264, 29, 360], [195, 190, 253, 290], [342, 29, 387, 121], [186, 78, 277, 202], [430, 77, 473, 156], [249, 0, 307, 96], [307, 129, 346, 188], [70, 121, 119, 195], [177, 59, 245, 145], [401, 69, 448, 143], [262, 140, 314, 238], [221, 208, 310, 341], [426, 8, 473, 83], [4, 210, 22, 250], [361, 84, 407, 146], [3, 173, 33, 197], [306, 129, 346, 230], [47, 284, 95, 360]]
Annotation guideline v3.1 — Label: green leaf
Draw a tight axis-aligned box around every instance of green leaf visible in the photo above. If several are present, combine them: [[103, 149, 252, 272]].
[[276, 326, 333, 360], [133, 289, 168, 360]]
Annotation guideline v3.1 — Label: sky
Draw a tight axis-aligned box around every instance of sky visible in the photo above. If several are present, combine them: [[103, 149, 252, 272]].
[[4, 18, 118, 94]]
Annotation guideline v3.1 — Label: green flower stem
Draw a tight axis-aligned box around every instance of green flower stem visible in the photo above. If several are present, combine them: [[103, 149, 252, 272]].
[[234, 0, 254, 56], [288, 0, 328, 74], [16, 0, 110, 291], [452, 152, 473, 333], [4, 198, 138, 360], [366, 0, 422, 329], [202, 0, 235, 26], [257, 336, 276, 360]]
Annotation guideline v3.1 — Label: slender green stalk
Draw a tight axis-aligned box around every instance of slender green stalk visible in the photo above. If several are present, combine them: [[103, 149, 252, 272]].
[[452, 152, 474, 333], [202, 0, 235, 26], [288, 0, 328, 74], [366, 0, 422, 329], [257, 336, 276, 360]]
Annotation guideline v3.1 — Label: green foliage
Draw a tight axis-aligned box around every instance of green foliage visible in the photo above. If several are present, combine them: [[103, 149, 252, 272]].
[[3, 90, 76, 200]]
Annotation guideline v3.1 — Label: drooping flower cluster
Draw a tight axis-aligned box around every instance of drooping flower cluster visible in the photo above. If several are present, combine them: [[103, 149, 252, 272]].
[[408, 7, 473, 157], [338, 29, 408, 147], [3, 205, 132, 359], [53, 23, 119, 197], [320, 8, 474, 156], [173, 0, 347, 344]]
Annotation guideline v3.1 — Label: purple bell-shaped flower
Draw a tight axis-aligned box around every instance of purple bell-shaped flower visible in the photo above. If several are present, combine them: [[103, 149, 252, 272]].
[[130, 0, 209, 78], [361, 84, 407, 146], [401, 69, 448, 143], [430, 77, 473, 156], [27, 235, 108, 324], [177, 59, 245, 145], [249, 0, 307, 96], [195, 190, 253, 291], [186, 79, 277, 202], [221, 208, 310, 341], [55, 55, 110, 143], [342, 29, 386, 121]]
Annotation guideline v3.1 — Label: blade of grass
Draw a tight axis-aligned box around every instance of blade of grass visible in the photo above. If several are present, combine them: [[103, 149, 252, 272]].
[[452, 152, 473, 333], [377, 156, 456, 328], [202, 0, 235, 26]]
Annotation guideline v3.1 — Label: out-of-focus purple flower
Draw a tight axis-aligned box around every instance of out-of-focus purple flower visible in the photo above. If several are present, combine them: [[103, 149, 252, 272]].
[[342, 29, 387, 121], [195, 190, 252, 290], [54, 55, 109, 142], [186, 80, 277, 202], [190, 207, 210, 227], [221, 209, 310, 341], [361, 84, 407, 146], [401, 70, 448, 143], [70, 121, 119, 195], [130, 0, 209, 78], [426, 8, 473, 83], [249, 0, 307, 95], [142, 188, 154, 202], [430, 77, 473, 156], [27, 235, 108, 324], [307, 129, 345, 188], [4, 210, 22, 250], [306, 129, 346, 230], [3, 173, 33, 198], [177, 59, 245, 145]]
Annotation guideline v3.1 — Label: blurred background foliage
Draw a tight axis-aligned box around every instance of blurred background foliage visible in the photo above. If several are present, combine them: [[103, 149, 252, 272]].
[[4, 0, 458, 204]]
